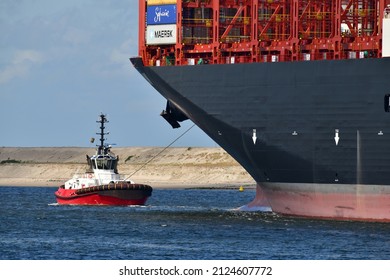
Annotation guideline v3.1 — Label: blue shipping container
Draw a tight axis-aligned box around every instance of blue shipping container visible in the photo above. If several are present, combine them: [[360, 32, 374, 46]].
[[147, 5, 177, 25]]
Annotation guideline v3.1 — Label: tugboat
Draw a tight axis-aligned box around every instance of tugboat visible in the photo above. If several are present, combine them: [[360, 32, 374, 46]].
[[55, 114, 152, 205]]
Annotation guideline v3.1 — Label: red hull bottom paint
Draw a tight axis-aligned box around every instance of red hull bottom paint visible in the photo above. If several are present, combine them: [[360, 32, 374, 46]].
[[55, 188, 149, 206], [257, 183, 390, 222]]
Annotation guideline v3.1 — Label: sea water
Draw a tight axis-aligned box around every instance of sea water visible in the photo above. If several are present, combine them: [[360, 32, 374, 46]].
[[0, 186, 389, 260]]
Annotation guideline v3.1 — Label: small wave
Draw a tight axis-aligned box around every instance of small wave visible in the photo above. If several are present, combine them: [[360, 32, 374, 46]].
[[48, 203, 59, 206], [125, 205, 148, 208], [145, 205, 212, 212], [236, 205, 272, 212]]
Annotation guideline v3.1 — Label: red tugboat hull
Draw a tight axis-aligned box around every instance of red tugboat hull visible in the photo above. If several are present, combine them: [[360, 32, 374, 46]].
[[55, 183, 152, 206]]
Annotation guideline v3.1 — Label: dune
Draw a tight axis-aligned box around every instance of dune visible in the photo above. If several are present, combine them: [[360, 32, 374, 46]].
[[0, 147, 254, 189]]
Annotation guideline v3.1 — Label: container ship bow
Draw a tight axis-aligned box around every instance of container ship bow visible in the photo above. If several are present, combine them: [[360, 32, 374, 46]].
[[131, 0, 390, 222]]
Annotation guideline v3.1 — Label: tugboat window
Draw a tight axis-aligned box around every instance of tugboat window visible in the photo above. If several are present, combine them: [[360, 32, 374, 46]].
[[96, 157, 105, 169]]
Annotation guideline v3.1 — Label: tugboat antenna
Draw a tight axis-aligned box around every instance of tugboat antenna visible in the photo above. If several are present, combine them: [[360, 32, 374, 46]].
[[96, 114, 109, 155]]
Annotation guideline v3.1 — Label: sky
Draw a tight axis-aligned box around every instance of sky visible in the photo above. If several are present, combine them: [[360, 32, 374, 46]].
[[0, 0, 217, 147]]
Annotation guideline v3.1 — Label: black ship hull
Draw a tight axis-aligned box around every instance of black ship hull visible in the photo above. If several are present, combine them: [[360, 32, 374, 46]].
[[131, 57, 390, 221]]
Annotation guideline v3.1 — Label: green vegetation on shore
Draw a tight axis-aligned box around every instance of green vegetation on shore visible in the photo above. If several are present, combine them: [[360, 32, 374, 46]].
[[0, 159, 22, 164]]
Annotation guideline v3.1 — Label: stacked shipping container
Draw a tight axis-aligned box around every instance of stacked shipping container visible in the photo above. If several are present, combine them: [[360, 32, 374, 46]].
[[146, 0, 177, 45], [139, 0, 390, 66]]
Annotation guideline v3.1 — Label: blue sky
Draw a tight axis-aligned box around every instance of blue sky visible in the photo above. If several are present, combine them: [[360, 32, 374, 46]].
[[0, 0, 216, 147]]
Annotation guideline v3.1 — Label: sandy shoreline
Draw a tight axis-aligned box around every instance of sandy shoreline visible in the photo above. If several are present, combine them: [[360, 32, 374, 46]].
[[0, 147, 255, 189], [0, 178, 256, 190]]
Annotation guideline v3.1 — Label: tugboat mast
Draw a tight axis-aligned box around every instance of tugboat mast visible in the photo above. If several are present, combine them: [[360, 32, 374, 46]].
[[97, 114, 109, 155]]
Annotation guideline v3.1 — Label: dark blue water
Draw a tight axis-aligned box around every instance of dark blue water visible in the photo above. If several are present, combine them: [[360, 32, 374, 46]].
[[0, 186, 389, 260]]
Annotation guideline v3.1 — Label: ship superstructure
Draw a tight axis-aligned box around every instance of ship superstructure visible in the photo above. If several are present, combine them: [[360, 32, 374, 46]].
[[132, 0, 390, 221]]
